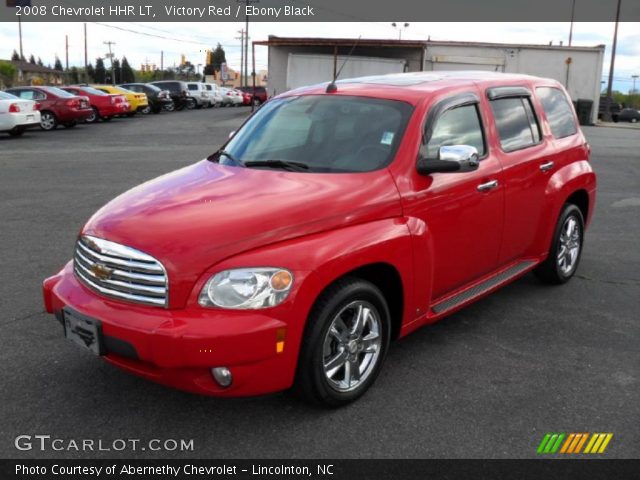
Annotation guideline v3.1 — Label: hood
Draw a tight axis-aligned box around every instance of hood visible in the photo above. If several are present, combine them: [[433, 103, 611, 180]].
[[83, 160, 402, 307]]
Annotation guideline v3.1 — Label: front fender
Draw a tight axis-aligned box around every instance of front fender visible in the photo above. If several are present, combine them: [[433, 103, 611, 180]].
[[188, 217, 415, 366]]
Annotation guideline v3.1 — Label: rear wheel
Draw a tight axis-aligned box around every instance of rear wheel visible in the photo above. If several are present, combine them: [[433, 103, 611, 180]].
[[631, 118, 638, 123], [8, 127, 25, 137], [85, 107, 100, 123], [295, 277, 390, 407], [534, 203, 584, 284], [40, 111, 57, 131], [186, 98, 197, 110]]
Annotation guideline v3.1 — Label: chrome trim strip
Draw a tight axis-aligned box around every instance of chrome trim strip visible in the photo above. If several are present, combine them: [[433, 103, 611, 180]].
[[77, 241, 164, 273], [74, 260, 166, 296], [75, 250, 165, 285], [75, 268, 166, 306]]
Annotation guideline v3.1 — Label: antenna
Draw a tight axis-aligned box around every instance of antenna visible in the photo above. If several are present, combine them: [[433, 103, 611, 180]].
[[326, 36, 361, 93]]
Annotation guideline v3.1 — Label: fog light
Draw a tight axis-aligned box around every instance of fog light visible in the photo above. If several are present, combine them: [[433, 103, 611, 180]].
[[211, 367, 233, 388]]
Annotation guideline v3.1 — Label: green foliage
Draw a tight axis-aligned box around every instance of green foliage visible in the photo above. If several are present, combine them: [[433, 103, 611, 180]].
[[28, 54, 36, 65], [37, 57, 43, 66], [86, 63, 95, 82], [11, 50, 20, 61], [54, 56, 63, 71], [211, 43, 226, 71], [69, 66, 79, 84], [0, 60, 17, 87], [94, 58, 106, 83], [121, 57, 135, 83]]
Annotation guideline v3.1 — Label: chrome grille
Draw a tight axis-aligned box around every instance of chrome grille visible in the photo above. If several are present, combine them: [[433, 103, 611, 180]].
[[73, 235, 168, 307]]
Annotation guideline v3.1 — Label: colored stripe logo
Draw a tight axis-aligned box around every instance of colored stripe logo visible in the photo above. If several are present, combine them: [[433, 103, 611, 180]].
[[537, 433, 613, 454]]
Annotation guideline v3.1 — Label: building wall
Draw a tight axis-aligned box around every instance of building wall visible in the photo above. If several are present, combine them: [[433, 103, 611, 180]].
[[424, 43, 605, 123], [267, 45, 423, 97]]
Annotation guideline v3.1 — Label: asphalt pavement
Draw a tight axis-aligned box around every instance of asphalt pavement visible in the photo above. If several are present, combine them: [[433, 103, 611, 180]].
[[0, 109, 638, 459]]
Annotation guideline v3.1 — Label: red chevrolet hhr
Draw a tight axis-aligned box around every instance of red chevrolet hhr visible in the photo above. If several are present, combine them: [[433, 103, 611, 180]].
[[43, 72, 596, 406]]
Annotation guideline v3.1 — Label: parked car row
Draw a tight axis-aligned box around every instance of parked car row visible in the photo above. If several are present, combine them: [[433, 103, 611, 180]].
[[1, 81, 261, 136]]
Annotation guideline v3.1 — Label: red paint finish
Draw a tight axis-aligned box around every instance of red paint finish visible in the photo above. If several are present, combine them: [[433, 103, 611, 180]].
[[6, 86, 92, 123], [62, 86, 129, 119], [43, 72, 596, 397]]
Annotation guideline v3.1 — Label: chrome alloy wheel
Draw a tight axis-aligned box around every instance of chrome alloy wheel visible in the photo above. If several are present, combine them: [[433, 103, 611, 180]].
[[40, 112, 55, 130], [557, 216, 581, 275], [322, 301, 382, 392]]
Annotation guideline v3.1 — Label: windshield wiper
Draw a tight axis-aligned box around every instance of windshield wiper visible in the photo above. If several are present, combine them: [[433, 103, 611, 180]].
[[211, 149, 245, 167], [244, 160, 310, 172]]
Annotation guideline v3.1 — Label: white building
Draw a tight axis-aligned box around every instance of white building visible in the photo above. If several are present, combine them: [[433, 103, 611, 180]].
[[255, 36, 605, 123]]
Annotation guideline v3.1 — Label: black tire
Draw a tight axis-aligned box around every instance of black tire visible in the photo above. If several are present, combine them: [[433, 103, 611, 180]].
[[40, 111, 57, 131], [186, 98, 197, 110], [8, 127, 25, 137], [534, 203, 585, 284], [140, 105, 152, 115], [85, 107, 100, 123], [294, 277, 391, 407]]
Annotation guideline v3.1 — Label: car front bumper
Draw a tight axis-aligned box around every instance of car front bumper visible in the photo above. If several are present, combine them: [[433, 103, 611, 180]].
[[43, 261, 301, 397]]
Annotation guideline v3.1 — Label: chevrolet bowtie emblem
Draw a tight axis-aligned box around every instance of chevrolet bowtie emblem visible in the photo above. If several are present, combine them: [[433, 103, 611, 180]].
[[91, 263, 113, 280]]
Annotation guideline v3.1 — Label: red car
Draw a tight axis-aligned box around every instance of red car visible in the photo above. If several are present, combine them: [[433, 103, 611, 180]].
[[238, 86, 268, 105], [6, 86, 92, 130], [43, 72, 596, 406], [62, 86, 130, 123]]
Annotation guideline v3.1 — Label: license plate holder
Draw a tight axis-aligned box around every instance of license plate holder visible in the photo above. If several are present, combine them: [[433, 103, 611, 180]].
[[63, 307, 104, 356]]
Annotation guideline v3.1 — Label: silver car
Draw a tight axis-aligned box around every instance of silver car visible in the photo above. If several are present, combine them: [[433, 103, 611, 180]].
[[185, 82, 211, 109]]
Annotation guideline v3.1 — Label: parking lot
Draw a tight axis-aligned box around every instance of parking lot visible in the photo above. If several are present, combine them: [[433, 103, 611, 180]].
[[1, 109, 638, 459]]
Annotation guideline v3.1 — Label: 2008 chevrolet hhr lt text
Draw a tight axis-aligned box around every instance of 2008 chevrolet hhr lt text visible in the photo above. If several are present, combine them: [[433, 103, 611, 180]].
[[43, 72, 596, 406]]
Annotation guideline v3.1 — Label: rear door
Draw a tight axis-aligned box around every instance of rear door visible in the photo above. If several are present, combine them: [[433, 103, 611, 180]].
[[484, 86, 553, 263]]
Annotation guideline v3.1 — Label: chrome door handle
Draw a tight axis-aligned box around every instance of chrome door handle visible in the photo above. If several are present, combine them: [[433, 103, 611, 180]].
[[477, 180, 498, 192], [540, 161, 555, 171]]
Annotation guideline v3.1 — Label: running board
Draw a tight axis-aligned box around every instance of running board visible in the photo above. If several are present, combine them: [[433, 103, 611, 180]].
[[431, 260, 537, 315]]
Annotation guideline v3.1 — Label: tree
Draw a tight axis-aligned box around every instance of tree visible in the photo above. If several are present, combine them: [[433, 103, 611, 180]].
[[94, 58, 106, 83], [121, 57, 135, 83], [28, 54, 36, 64], [69, 66, 79, 84], [111, 58, 121, 83], [86, 62, 95, 82], [37, 57, 43, 66], [211, 43, 226, 72], [11, 50, 20, 61], [54, 56, 63, 72], [0, 60, 17, 88]]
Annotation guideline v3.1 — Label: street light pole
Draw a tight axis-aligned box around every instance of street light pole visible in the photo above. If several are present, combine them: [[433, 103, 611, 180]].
[[568, 0, 576, 46], [391, 22, 410, 40], [632, 75, 639, 94], [104, 41, 116, 85], [604, 0, 622, 122]]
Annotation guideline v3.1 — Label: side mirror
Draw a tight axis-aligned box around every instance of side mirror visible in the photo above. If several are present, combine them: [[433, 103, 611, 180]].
[[228, 130, 235, 139], [417, 145, 480, 175]]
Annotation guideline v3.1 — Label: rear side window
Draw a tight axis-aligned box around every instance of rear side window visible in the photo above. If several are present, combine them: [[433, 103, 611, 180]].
[[536, 87, 578, 139], [427, 104, 486, 158], [490, 97, 541, 152], [187, 84, 198, 91]]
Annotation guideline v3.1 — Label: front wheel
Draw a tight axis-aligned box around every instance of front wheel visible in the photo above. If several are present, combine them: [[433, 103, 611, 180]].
[[295, 278, 390, 407], [534, 203, 585, 284], [8, 127, 25, 137], [140, 105, 152, 115], [186, 98, 197, 110]]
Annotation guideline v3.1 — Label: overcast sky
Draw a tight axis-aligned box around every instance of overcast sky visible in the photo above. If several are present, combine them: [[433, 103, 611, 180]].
[[1, 22, 639, 91]]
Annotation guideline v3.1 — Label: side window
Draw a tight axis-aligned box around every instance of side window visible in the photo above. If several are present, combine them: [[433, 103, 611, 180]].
[[490, 97, 541, 152], [426, 104, 486, 158], [536, 87, 578, 139], [16, 90, 34, 100]]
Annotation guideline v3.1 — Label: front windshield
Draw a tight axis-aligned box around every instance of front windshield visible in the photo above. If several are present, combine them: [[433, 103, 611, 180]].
[[220, 95, 413, 173]]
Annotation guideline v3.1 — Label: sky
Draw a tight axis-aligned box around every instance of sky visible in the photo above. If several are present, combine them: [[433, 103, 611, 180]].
[[1, 21, 639, 92]]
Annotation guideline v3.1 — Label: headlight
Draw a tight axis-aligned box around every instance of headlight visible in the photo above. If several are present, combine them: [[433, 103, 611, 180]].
[[198, 268, 293, 309]]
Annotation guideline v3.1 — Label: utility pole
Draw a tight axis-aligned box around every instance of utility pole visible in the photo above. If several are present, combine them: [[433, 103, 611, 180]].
[[104, 41, 116, 85], [240, 0, 258, 87], [604, 0, 622, 122], [18, 16, 23, 60], [632, 75, 639, 95], [568, 0, 576, 46], [65, 35, 69, 70], [236, 29, 245, 86], [84, 23, 88, 73]]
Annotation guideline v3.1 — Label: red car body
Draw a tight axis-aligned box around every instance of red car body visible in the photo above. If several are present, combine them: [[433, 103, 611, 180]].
[[6, 86, 92, 126], [62, 86, 129, 120], [43, 72, 596, 398]]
